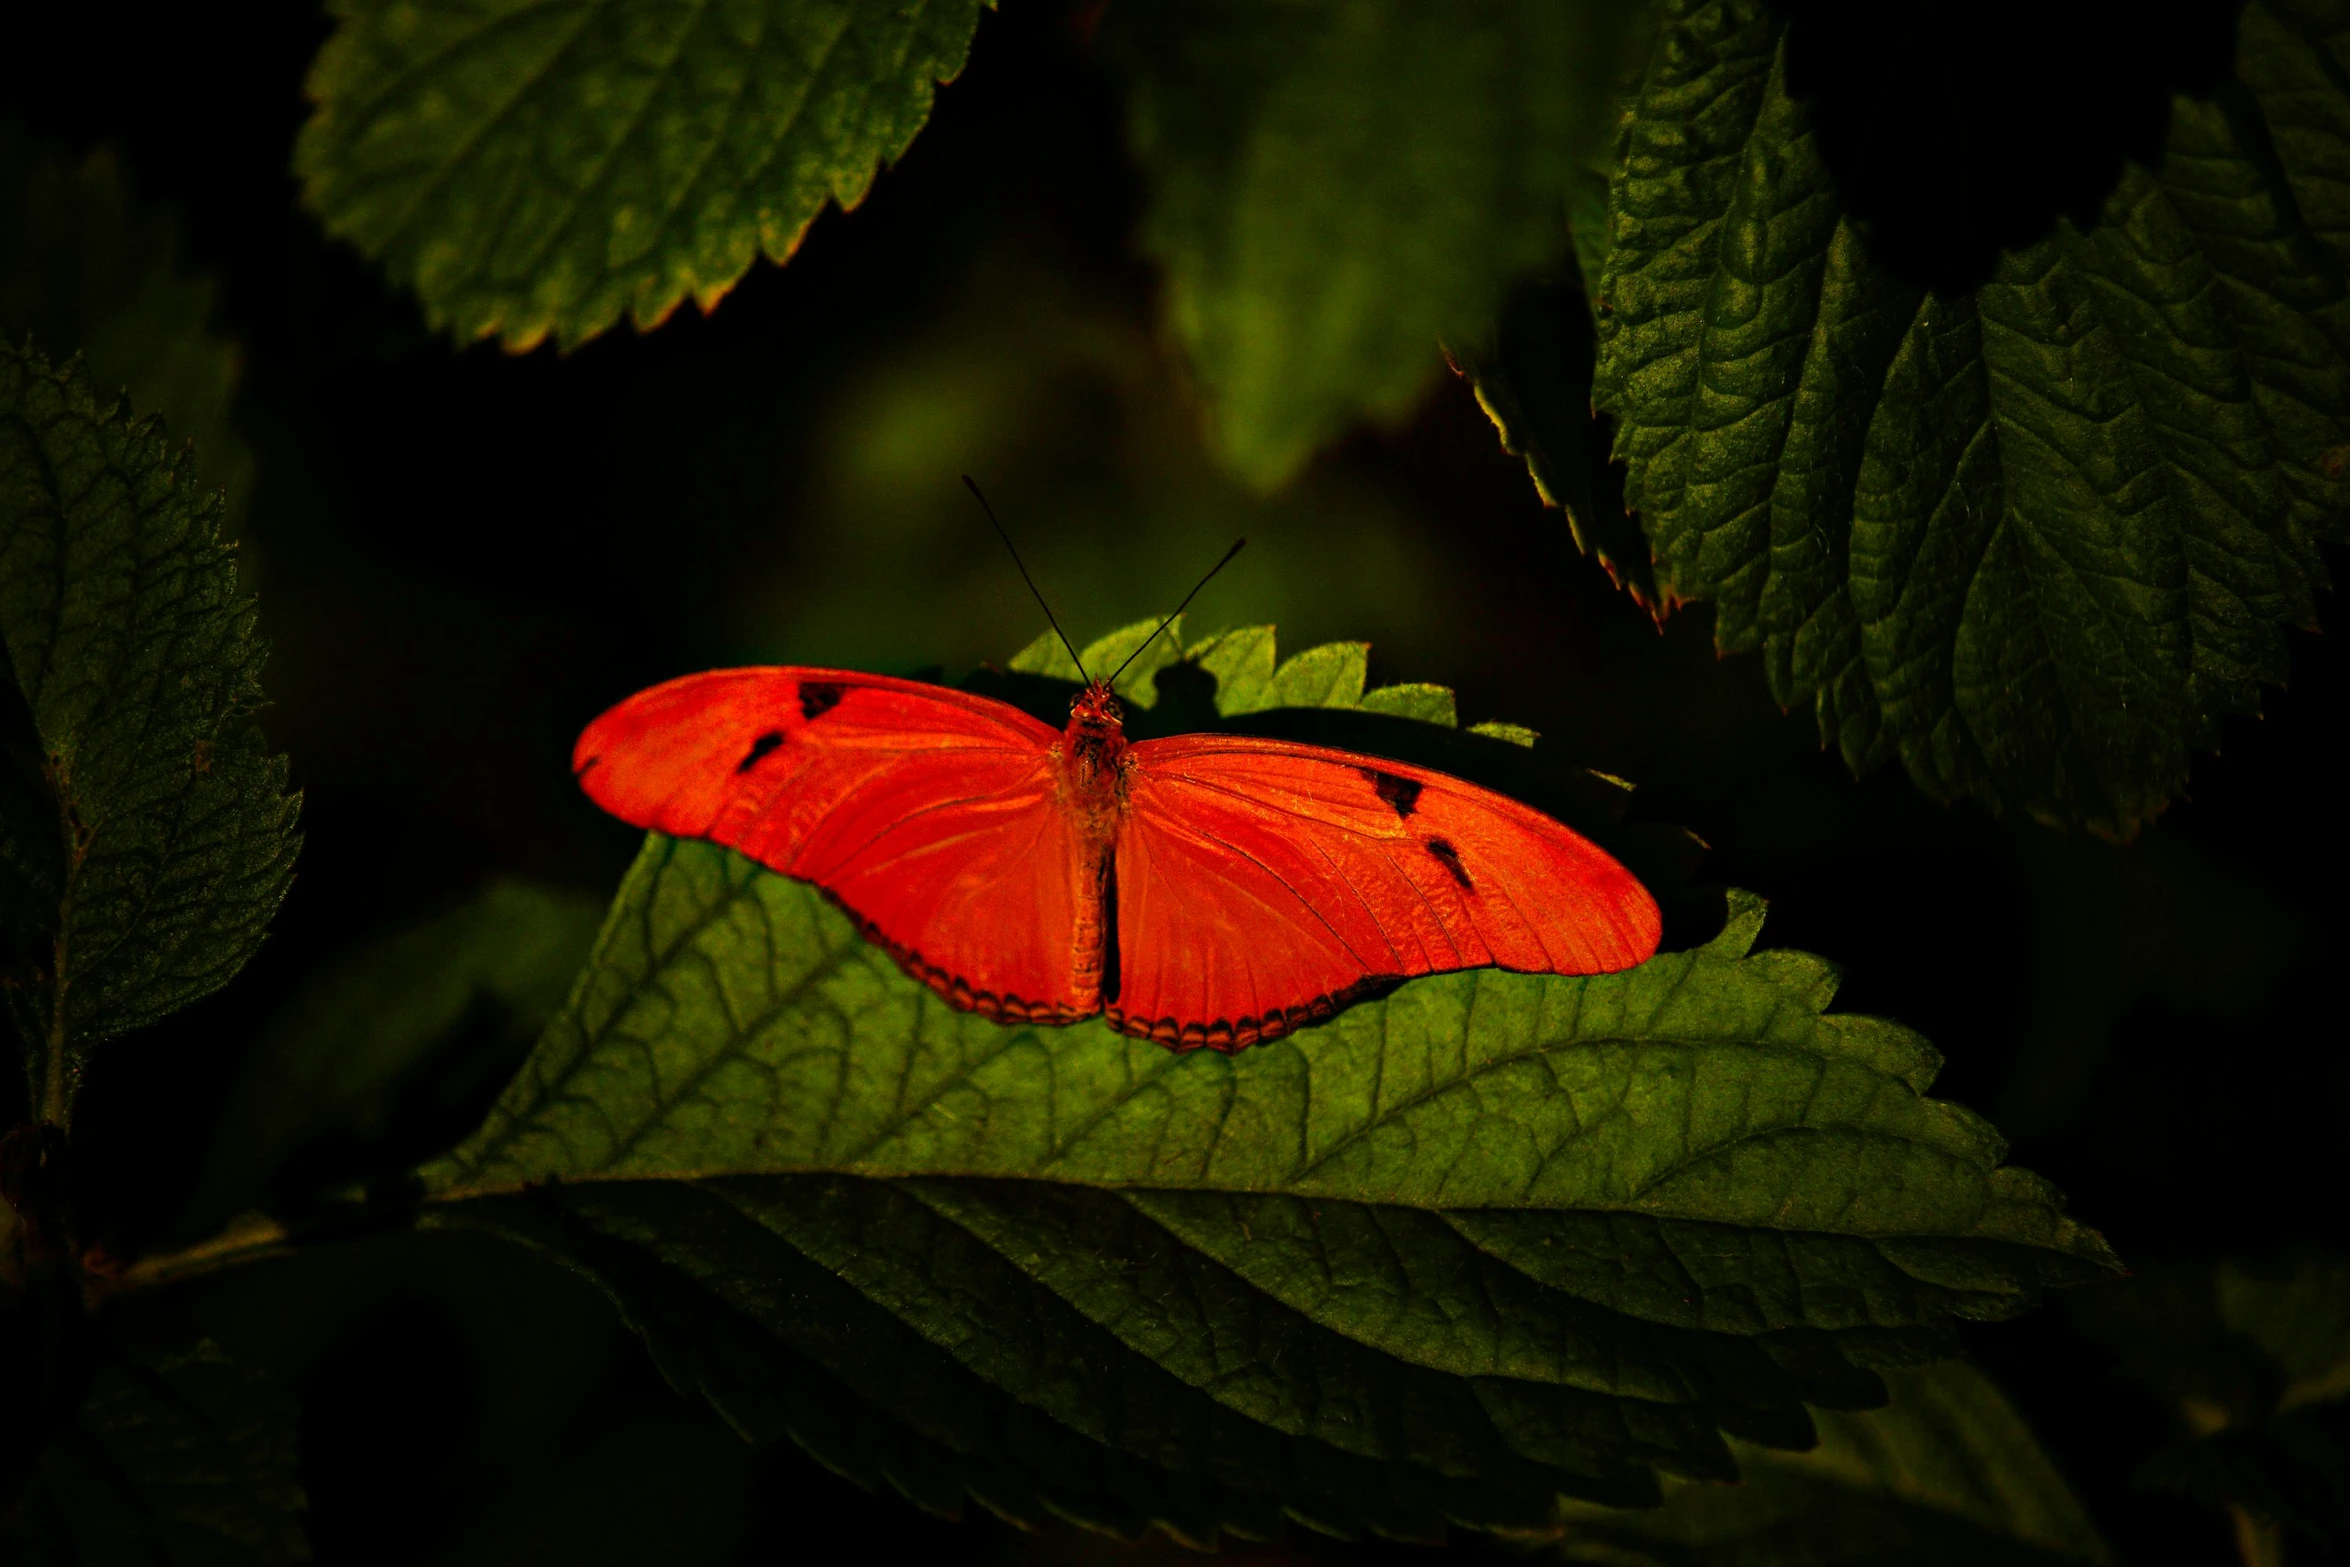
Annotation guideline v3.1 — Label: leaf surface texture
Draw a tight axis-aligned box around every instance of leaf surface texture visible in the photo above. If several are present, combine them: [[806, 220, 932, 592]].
[[298, 0, 993, 347], [419, 630, 2113, 1541], [1591, 0, 2350, 835], [0, 345, 298, 1119]]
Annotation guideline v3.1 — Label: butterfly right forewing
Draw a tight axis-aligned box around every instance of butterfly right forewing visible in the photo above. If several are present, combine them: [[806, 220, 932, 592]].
[[1109, 734, 1661, 1049]]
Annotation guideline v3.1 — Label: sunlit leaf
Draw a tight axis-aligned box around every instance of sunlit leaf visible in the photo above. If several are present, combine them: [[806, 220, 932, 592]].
[[413, 627, 2110, 1540], [1587, 0, 2350, 837], [1008, 615, 1190, 705], [424, 844, 2110, 1538], [297, 0, 994, 349], [0, 344, 299, 1125]]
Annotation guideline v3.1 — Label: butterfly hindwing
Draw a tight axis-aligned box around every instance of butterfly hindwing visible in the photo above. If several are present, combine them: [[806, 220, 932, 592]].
[[574, 669, 1100, 1021], [1110, 735, 1662, 1049]]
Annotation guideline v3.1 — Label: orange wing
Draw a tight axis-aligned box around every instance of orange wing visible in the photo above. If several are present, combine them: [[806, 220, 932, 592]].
[[1109, 736, 1661, 1050], [574, 669, 1100, 1022]]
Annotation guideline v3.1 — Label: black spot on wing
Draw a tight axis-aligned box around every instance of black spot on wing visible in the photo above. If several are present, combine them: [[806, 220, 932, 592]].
[[736, 730, 785, 773], [1426, 838, 1473, 891], [799, 681, 845, 721], [1359, 766, 1423, 820]]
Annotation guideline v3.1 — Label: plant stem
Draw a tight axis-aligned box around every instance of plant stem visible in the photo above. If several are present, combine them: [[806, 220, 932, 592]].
[[97, 1213, 294, 1299], [41, 815, 76, 1132], [95, 1191, 430, 1305], [40, 1014, 66, 1133]]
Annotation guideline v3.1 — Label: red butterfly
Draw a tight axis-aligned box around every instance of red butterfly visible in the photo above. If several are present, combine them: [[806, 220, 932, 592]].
[[574, 503, 1660, 1052]]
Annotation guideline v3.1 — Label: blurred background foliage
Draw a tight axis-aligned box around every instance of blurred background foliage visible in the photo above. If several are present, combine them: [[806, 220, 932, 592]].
[[4, 0, 2347, 1562]]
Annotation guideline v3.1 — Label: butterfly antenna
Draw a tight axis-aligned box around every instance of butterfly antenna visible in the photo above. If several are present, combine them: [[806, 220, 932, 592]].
[[1107, 537, 1248, 690], [964, 475, 1090, 683]]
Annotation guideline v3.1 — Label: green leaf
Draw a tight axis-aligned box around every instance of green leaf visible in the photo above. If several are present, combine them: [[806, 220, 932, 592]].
[[189, 879, 603, 1224], [405, 622, 2106, 1540], [417, 836, 2110, 1538], [1589, 0, 2350, 837], [1106, 0, 1645, 488], [1184, 623, 1277, 710], [1469, 720, 1541, 748], [0, 127, 252, 522], [1556, 1362, 2109, 1565], [0, 343, 300, 1126], [1180, 623, 1376, 716], [296, 0, 994, 350], [0, 1342, 308, 1564], [1260, 639, 1368, 708], [1357, 681, 1457, 726]]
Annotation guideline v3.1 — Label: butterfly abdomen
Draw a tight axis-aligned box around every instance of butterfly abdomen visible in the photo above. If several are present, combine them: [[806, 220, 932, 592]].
[[1072, 846, 1118, 1006]]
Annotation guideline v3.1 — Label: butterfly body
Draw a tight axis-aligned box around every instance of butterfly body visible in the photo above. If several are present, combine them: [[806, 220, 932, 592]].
[[1045, 684, 1128, 1019], [576, 666, 1661, 1051]]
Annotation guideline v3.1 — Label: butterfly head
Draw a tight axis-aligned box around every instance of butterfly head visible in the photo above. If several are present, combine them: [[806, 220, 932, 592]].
[[1063, 682, 1131, 794], [1069, 681, 1126, 735]]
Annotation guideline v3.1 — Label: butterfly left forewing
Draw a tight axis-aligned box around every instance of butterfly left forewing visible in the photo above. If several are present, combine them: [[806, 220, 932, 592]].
[[576, 668, 1101, 1021], [1112, 735, 1661, 1049]]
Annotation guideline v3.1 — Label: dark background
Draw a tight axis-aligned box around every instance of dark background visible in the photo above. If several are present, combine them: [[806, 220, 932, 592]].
[[6, 1, 2343, 1561]]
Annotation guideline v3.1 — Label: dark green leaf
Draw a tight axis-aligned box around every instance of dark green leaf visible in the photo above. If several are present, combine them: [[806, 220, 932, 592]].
[[296, 0, 994, 349], [1589, 0, 2350, 837], [1556, 1362, 2109, 1565], [0, 127, 251, 521], [2074, 1252, 2350, 1552], [0, 1342, 308, 1565], [0, 637, 60, 1010], [2075, 1251, 2350, 1424], [415, 672, 2112, 1541], [2141, 1405, 2350, 1555], [1105, 0, 1645, 487], [2218, 1254, 2350, 1412], [0, 343, 300, 1125], [189, 879, 603, 1224]]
